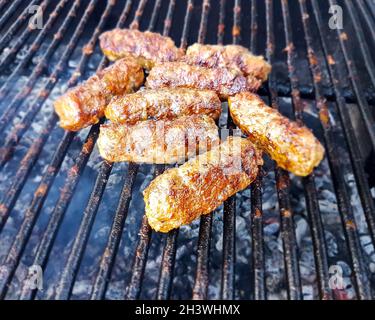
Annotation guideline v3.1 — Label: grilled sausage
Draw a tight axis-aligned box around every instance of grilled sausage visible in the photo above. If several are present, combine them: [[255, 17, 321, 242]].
[[54, 57, 144, 131], [105, 88, 222, 125], [99, 28, 184, 70], [184, 44, 271, 82], [145, 62, 262, 100], [228, 92, 325, 176], [97, 115, 220, 164], [143, 136, 263, 232]]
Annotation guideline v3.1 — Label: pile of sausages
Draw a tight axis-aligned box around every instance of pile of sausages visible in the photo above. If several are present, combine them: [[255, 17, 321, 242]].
[[53, 28, 324, 232]]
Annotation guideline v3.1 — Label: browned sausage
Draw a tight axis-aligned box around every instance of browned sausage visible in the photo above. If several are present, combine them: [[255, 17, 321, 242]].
[[184, 43, 271, 81], [105, 88, 222, 124], [145, 61, 262, 100], [54, 57, 144, 131], [97, 115, 220, 164], [228, 92, 325, 176], [143, 136, 263, 232], [99, 28, 184, 70]]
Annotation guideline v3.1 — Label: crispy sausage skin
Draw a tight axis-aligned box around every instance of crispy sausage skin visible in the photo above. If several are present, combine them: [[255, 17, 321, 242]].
[[228, 92, 325, 177], [97, 115, 220, 164], [145, 62, 262, 100], [99, 28, 184, 69], [184, 44, 271, 82], [143, 136, 263, 232], [105, 88, 222, 124], [54, 57, 144, 131]]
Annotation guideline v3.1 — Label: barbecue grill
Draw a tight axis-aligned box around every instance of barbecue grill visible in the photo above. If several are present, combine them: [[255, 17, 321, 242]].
[[0, 0, 374, 300]]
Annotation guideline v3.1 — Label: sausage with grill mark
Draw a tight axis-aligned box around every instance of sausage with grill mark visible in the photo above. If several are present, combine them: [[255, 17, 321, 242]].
[[146, 61, 262, 100], [228, 92, 325, 177], [99, 28, 184, 70], [98, 115, 220, 164], [54, 57, 144, 131], [143, 136, 263, 232], [105, 88, 222, 125], [184, 43, 271, 82]]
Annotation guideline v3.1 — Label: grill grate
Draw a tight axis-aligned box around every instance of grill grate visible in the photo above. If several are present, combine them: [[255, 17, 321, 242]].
[[0, 0, 374, 300]]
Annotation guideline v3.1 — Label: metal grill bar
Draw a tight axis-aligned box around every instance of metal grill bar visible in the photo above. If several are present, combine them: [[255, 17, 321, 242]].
[[221, 197, 236, 299], [19, 124, 101, 300], [156, 228, 179, 300], [220, 0, 241, 301], [232, 0, 241, 44], [0, 0, 100, 227], [0, 114, 57, 233], [343, 0, 375, 92], [0, 0, 41, 54], [217, 0, 226, 45], [155, 0, 194, 301], [0, 131, 74, 299], [129, 0, 149, 30], [0, 0, 98, 231], [191, 0, 213, 301], [89, 0, 156, 300], [276, 170, 302, 300], [311, 0, 373, 300], [162, 0, 175, 37], [250, 0, 257, 54], [125, 168, 164, 301], [180, 0, 194, 50], [192, 213, 212, 300], [249, 0, 266, 301], [0, 0, 97, 162], [310, 1, 375, 249], [54, 0, 135, 301], [0, 0, 99, 168], [282, 0, 332, 299], [301, 4, 335, 295], [197, 0, 210, 45], [301, 179, 331, 299], [0, 0, 10, 15], [327, 0, 375, 151], [265, 0, 302, 300], [0, 0, 69, 97], [0, 0, 82, 134], [299, 0, 358, 300], [251, 170, 266, 300], [357, 0, 375, 45], [0, 0, 116, 300], [0, 0, 373, 301], [148, 0, 162, 31], [89, 162, 139, 300], [55, 161, 113, 299], [125, 215, 153, 300], [0, 0, 113, 217], [366, 0, 375, 17], [125, 0, 180, 300], [0, 0, 23, 32], [0, 0, 51, 70], [19, 0, 135, 300]]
